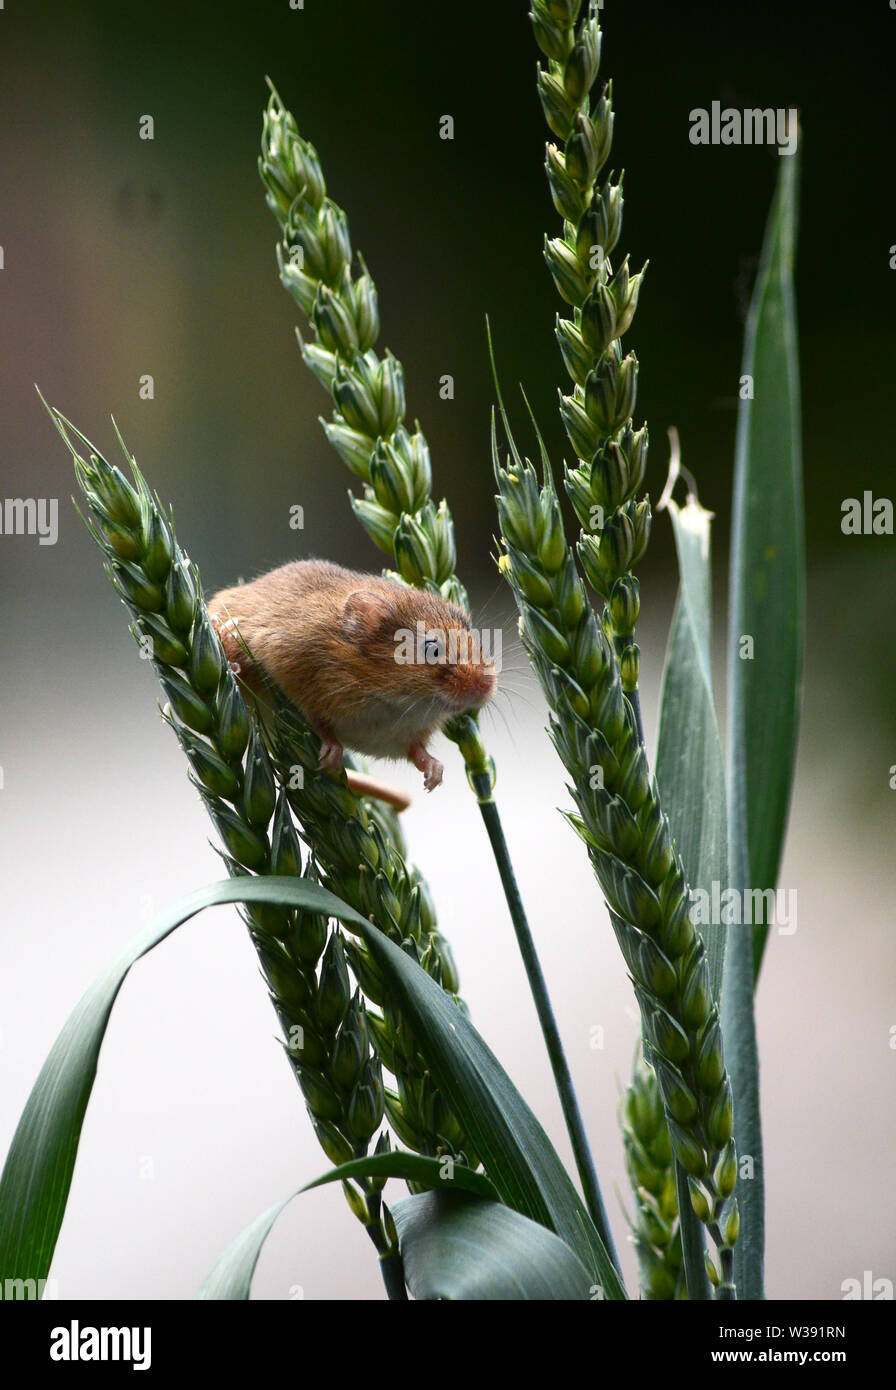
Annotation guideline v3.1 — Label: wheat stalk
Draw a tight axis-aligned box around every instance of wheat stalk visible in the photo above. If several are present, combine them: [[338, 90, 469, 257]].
[[530, 0, 650, 723], [258, 81, 619, 1256], [488, 0, 738, 1298], [620, 1047, 686, 1299], [493, 413, 737, 1294], [258, 82, 493, 785], [257, 695, 476, 1165], [45, 401, 481, 1288]]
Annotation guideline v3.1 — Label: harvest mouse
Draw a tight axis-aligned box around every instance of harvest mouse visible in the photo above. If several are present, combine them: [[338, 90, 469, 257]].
[[208, 560, 497, 794]]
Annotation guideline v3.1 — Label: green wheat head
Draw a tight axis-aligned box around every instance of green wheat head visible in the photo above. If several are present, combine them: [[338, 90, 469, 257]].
[[621, 1047, 686, 1300], [492, 0, 739, 1295], [258, 83, 493, 785], [532, 0, 650, 693], [46, 403, 476, 1251]]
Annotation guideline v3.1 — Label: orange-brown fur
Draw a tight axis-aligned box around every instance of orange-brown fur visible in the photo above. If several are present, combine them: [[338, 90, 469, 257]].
[[207, 560, 496, 791]]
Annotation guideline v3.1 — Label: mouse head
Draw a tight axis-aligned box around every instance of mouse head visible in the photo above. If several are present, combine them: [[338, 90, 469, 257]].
[[340, 582, 498, 714]]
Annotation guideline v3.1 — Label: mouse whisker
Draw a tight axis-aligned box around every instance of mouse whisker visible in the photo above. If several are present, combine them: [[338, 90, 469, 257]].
[[481, 698, 519, 752], [493, 686, 543, 719], [490, 666, 536, 683], [466, 572, 508, 623]]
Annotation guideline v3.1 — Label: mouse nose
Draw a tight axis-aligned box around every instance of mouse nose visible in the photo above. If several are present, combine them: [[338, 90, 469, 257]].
[[470, 667, 497, 705]]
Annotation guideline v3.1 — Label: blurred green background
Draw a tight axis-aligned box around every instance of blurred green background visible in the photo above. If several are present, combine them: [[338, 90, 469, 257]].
[[1, 0, 894, 1301]]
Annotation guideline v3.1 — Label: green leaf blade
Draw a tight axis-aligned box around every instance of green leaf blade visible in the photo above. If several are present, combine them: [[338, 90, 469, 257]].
[[724, 146, 803, 1302], [393, 1191, 593, 1300], [727, 148, 804, 978], [198, 1195, 295, 1301], [300, 1152, 500, 1201], [1, 874, 624, 1299], [655, 493, 728, 1302], [657, 497, 729, 1004], [0, 877, 372, 1291], [350, 921, 626, 1298]]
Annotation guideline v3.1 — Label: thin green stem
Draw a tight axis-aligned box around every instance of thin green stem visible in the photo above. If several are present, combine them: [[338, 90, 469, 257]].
[[378, 1251, 409, 1301], [673, 1159, 711, 1301], [709, 1223, 737, 1300], [365, 1209, 408, 1301], [474, 781, 620, 1275], [625, 688, 646, 749]]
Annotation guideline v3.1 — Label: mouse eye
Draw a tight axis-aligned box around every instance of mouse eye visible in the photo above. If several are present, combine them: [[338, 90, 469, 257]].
[[424, 635, 445, 663]]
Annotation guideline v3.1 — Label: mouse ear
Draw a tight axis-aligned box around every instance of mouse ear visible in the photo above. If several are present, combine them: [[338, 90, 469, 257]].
[[340, 587, 396, 641]]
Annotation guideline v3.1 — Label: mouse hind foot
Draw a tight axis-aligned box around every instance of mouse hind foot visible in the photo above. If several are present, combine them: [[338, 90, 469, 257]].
[[408, 741, 443, 792]]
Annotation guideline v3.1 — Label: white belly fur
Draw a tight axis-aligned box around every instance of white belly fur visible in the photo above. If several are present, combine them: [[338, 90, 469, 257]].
[[332, 695, 446, 760]]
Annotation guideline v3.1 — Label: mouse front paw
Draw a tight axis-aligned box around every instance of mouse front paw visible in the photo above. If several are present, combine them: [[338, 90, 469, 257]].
[[210, 614, 243, 673], [408, 742, 443, 792], [317, 735, 345, 773]]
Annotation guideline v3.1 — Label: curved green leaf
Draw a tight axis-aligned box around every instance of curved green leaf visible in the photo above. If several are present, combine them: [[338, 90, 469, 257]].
[[1, 873, 623, 1300], [0, 876, 372, 1291], [393, 1191, 593, 1300], [200, 1154, 500, 1300], [654, 486, 729, 1302], [657, 491, 729, 1004], [345, 918, 626, 1298], [727, 144, 804, 982], [301, 1152, 499, 1201], [724, 148, 802, 1301], [198, 1193, 296, 1301]]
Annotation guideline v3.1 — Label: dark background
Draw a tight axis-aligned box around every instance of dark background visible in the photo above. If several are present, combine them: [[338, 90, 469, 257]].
[[1, 0, 894, 1301], [2, 0, 894, 595]]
